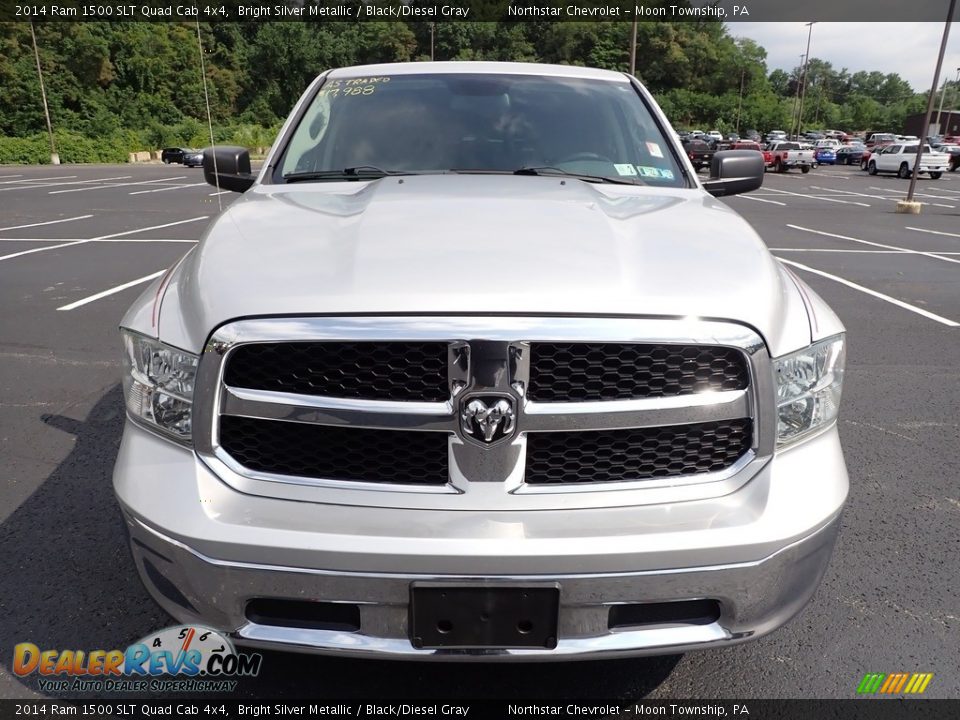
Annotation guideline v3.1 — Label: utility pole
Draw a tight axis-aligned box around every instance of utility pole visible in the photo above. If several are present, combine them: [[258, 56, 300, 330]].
[[430, 22, 435, 61], [791, 54, 805, 139], [935, 66, 960, 136], [29, 21, 58, 165], [796, 22, 817, 140], [736, 68, 746, 134], [629, 19, 638, 76], [900, 0, 957, 213]]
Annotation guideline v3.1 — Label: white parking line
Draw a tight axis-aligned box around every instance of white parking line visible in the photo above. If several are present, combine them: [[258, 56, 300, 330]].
[[764, 187, 870, 207], [905, 227, 960, 239], [811, 184, 955, 208], [0, 237, 198, 244], [0, 217, 208, 262], [771, 248, 920, 254], [49, 176, 187, 195], [867, 186, 957, 204], [786, 224, 960, 266], [0, 175, 75, 185], [57, 270, 166, 311], [776, 257, 959, 327], [0, 215, 93, 233], [0, 176, 131, 193], [739, 195, 786, 206], [128, 182, 207, 195], [209, 190, 231, 197], [0, 174, 24, 179]]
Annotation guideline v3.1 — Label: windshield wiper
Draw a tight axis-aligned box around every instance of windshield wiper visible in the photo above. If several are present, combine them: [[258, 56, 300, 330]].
[[513, 166, 643, 185], [283, 166, 414, 183], [447, 167, 642, 185]]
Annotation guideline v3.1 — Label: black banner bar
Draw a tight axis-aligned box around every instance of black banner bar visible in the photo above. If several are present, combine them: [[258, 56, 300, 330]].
[[2, 0, 960, 23], [1, 700, 960, 720]]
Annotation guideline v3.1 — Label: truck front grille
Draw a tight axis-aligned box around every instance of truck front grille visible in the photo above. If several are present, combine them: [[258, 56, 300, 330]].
[[199, 317, 767, 506], [524, 419, 752, 485], [219, 416, 449, 485], [224, 341, 449, 402], [527, 343, 749, 402]]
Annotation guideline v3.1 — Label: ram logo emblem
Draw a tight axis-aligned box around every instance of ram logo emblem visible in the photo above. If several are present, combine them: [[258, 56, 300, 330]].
[[459, 396, 517, 445]]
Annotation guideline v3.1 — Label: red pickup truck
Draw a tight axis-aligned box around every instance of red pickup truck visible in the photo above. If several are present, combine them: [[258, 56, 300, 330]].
[[763, 142, 815, 173]]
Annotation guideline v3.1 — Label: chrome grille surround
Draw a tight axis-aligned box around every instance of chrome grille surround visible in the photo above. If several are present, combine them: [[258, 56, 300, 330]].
[[193, 317, 774, 511]]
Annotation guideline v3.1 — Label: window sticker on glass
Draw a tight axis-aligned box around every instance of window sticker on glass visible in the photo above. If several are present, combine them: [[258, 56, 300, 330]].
[[646, 142, 664, 158], [319, 77, 391, 98], [637, 166, 662, 178], [614, 163, 638, 176], [658, 168, 675, 180]]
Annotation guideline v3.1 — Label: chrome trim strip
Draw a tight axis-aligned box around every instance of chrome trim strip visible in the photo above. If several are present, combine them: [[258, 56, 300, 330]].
[[237, 621, 732, 658], [522, 390, 749, 432], [212, 445, 459, 495], [222, 386, 454, 431], [202, 316, 767, 348]]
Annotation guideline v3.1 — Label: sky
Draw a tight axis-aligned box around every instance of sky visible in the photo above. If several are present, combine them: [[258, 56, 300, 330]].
[[726, 22, 960, 95]]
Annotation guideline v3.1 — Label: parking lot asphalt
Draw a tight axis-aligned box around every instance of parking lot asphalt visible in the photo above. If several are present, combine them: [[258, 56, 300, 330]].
[[0, 162, 957, 701]]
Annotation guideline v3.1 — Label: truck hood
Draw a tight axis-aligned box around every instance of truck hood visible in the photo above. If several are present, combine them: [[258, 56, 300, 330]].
[[156, 174, 814, 356]]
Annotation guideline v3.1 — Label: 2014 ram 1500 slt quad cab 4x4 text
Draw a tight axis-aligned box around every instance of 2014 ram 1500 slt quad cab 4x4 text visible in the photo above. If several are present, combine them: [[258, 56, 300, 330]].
[[113, 62, 848, 660]]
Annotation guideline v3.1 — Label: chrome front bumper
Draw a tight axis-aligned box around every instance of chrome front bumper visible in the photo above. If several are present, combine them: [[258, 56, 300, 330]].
[[115, 421, 847, 661]]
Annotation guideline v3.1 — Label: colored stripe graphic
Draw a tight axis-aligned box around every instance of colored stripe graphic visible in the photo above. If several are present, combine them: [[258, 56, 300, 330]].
[[857, 672, 933, 694]]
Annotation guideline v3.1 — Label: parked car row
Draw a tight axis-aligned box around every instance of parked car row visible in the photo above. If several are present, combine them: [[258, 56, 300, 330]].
[[161, 147, 205, 167]]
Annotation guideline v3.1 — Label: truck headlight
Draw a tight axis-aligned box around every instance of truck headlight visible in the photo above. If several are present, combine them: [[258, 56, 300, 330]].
[[773, 334, 845, 446], [121, 330, 198, 443]]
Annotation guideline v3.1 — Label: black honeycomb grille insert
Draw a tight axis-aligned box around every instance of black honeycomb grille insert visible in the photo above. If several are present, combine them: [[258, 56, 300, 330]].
[[224, 342, 449, 402], [219, 416, 449, 485], [527, 343, 749, 402], [525, 419, 752, 484]]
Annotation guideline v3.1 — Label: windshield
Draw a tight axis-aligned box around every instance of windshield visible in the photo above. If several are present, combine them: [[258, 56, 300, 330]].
[[277, 73, 685, 187]]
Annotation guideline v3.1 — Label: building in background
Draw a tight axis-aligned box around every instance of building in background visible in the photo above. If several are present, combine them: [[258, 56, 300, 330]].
[[904, 110, 960, 137]]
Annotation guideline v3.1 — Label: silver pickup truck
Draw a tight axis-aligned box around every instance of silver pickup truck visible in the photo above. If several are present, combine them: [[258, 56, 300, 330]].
[[114, 62, 848, 661]]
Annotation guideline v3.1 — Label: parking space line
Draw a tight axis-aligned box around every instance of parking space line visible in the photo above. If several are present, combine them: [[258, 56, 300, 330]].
[[867, 186, 957, 205], [0, 216, 208, 262], [771, 248, 912, 254], [740, 195, 786, 206], [0, 174, 23, 179], [905, 227, 960, 239], [0, 237, 198, 244], [209, 190, 231, 197], [49, 176, 187, 195], [0, 176, 130, 193], [776, 257, 960, 327], [764, 187, 870, 207], [811, 184, 955, 208], [786, 224, 960, 266], [0, 175, 75, 185], [129, 182, 207, 195], [0, 215, 93, 233], [56, 270, 166, 311], [771, 248, 960, 255]]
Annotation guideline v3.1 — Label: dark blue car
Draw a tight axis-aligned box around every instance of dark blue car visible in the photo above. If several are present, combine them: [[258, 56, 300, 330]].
[[814, 147, 836, 165]]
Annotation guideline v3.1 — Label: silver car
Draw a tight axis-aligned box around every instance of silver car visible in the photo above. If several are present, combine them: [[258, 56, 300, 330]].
[[114, 62, 848, 660]]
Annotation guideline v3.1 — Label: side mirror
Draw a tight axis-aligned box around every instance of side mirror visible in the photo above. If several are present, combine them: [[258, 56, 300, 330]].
[[203, 146, 255, 193], [702, 150, 764, 197]]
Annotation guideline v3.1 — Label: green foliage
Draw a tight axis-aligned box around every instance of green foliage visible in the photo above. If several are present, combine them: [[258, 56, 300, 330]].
[[0, 20, 928, 165]]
